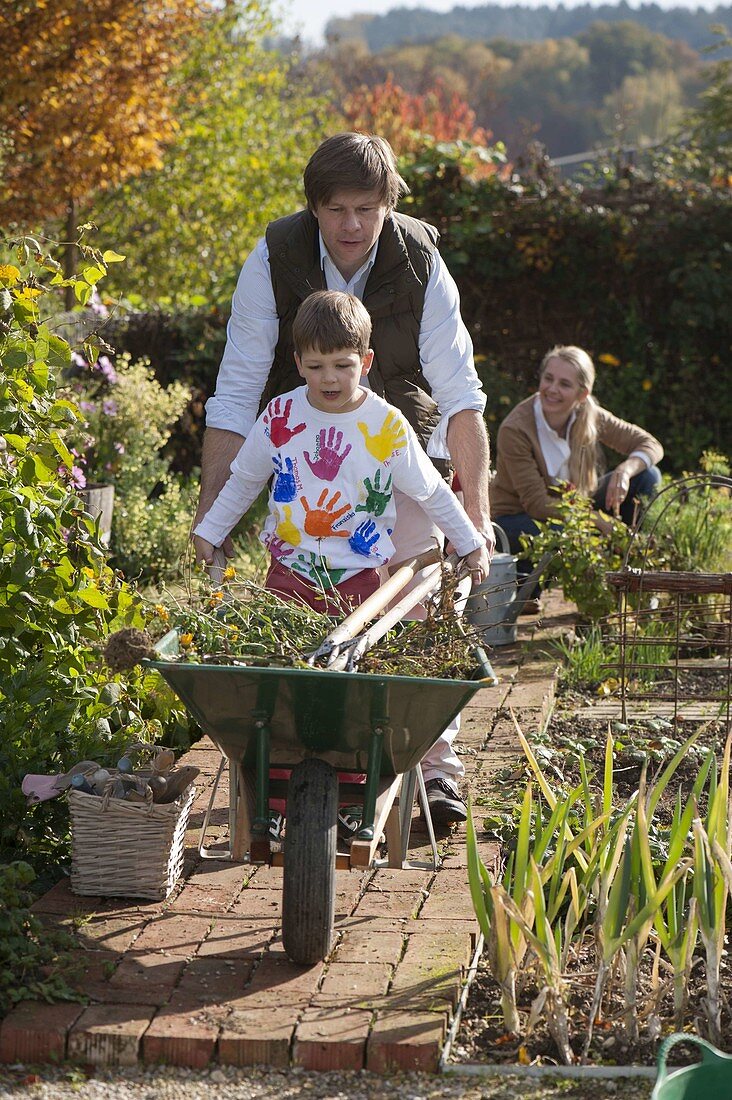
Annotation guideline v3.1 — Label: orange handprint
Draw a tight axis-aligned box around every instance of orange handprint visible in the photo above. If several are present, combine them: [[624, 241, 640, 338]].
[[299, 488, 351, 538], [357, 411, 407, 461]]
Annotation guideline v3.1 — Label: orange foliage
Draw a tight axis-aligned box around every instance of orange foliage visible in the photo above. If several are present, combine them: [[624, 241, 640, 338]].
[[343, 75, 493, 155], [0, 0, 212, 225]]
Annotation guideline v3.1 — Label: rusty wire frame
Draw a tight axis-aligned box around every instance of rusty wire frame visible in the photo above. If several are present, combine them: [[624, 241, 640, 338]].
[[602, 474, 732, 727]]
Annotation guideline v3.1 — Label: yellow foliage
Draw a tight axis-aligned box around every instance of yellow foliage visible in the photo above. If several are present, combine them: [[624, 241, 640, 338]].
[[0, 0, 214, 225]]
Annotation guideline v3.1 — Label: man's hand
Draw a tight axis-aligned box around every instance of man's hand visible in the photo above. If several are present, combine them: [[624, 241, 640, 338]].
[[465, 544, 491, 586], [193, 534, 216, 566]]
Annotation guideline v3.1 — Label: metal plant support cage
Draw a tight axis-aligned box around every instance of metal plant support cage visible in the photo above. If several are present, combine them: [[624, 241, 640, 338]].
[[602, 474, 732, 727]]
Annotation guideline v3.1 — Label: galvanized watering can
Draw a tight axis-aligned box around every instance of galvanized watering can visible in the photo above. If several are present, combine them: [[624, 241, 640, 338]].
[[651, 1034, 732, 1099], [466, 524, 552, 646]]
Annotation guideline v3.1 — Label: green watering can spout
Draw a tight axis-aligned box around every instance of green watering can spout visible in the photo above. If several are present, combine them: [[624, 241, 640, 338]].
[[652, 1034, 732, 1099]]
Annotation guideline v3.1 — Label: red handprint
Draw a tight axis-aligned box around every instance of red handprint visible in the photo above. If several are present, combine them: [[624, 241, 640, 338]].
[[299, 489, 351, 538], [263, 397, 306, 447]]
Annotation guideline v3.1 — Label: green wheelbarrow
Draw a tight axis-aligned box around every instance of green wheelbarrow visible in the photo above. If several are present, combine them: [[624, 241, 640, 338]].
[[145, 627, 491, 965], [652, 1034, 732, 1099]]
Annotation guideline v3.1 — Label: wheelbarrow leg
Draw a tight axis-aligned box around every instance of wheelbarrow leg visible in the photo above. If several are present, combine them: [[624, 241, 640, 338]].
[[250, 718, 272, 864], [198, 752, 255, 862]]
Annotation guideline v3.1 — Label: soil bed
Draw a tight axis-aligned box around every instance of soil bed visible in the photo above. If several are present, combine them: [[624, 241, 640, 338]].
[[455, 691, 730, 1070]]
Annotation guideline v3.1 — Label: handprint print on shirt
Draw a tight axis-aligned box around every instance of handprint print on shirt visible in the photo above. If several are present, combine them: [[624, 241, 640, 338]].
[[357, 411, 407, 461], [272, 454, 297, 502], [275, 504, 301, 547], [349, 519, 381, 557], [291, 552, 347, 590], [304, 427, 352, 481], [300, 488, 351, 539], [355, 469, 393, 516], [264, 534, 293, 561], [263, 397, 306, 447]]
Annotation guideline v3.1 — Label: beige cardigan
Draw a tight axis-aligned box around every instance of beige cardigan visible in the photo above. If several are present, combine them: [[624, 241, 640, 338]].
[[490, 395, 664, 521]]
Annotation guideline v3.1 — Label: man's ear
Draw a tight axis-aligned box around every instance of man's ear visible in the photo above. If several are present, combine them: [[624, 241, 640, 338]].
[[295, 353, 306, 379], [361, 349, 374, 376]]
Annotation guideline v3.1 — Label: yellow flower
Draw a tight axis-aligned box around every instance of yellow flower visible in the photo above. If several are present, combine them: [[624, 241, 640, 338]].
[[223, 565, 236, 581], [642, 379, 653, 391], [598, 353, 621, 367], [180, 632, 194, 648], [0, 264, 20, 286], [154, 604, 169, 621]]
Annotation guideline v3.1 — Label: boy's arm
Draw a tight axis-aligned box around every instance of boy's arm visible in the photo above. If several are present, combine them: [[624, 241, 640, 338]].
[[192, 425, 271, 563]]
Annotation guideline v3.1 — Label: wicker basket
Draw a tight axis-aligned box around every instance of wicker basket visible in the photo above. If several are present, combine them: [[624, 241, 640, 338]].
[[69, 782, 196, 900]]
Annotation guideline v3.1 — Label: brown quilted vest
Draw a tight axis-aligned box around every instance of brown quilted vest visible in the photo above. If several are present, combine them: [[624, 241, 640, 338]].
[[263, 209, 447, 469]]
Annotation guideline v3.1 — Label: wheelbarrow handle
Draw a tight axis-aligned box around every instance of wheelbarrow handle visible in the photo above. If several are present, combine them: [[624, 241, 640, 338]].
[[309, 547, 442, 665]]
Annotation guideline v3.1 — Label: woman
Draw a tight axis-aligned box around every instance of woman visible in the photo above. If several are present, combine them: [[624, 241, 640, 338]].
[[490, 344, 663, 565]]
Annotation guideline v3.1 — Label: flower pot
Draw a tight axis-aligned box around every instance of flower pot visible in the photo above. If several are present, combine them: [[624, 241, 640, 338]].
[[79, 482, 114, 545]]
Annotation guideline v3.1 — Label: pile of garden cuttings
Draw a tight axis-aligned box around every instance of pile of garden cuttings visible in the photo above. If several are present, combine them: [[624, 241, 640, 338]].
[[138, 571, 484, 681], [455, 707, 732, 1070]]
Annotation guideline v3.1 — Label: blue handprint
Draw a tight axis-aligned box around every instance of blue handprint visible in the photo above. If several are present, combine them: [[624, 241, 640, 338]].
[[272, 454, 296, 502], [349, 519, 381, 557]]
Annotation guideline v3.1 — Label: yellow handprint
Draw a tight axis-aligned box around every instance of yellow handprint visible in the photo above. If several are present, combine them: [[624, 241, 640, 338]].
[[357, 411, 407, 462], [275, 504, 301, 547]]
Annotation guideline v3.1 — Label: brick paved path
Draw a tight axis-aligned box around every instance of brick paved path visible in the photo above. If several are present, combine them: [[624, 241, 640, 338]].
[[1, 594, 574, 1073]]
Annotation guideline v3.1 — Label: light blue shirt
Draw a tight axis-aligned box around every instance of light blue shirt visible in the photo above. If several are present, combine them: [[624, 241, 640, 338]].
[[205, 222, 486, 459]]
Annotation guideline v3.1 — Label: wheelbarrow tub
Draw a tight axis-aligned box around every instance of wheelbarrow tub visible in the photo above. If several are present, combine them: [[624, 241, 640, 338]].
[[147, 649, 487, 776]]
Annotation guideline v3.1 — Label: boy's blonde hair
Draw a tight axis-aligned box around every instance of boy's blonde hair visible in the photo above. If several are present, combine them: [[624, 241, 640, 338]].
[[303, 132, 409, 212], [540, 345, 601, 495], [293, 291, 372, 357]]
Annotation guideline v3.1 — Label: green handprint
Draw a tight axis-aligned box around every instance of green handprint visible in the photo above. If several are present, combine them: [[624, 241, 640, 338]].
[[291, 552, 347, 591], [355, 469, 393, 516]]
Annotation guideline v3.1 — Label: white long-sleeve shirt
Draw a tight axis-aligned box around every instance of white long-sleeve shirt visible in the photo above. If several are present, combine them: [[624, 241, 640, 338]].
[[195, 388, 483, 587], [204, 228, 486, 459]]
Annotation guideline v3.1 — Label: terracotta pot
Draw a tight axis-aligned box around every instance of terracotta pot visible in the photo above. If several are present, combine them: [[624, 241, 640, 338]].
[[79, 483, 114, 545]]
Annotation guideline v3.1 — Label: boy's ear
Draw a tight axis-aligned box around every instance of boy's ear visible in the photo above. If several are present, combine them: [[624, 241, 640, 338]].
[[294, 353, 306, 379], [361, 349, 374, 376]]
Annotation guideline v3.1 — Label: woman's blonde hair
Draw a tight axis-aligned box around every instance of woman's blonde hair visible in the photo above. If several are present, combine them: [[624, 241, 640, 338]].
[[540, 345, 601, 495]]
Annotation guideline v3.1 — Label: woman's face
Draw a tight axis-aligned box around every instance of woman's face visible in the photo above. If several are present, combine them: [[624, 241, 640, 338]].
[[538, 356, 589, 427]]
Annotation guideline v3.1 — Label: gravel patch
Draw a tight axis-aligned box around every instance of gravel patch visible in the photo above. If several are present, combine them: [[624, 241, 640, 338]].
[[0, 1064, 653, 1100]]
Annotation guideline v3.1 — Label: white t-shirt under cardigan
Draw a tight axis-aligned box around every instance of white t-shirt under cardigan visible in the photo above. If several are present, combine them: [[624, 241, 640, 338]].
[[194, 387, 483, 588]]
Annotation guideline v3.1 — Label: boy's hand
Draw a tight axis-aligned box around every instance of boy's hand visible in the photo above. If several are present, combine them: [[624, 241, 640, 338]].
[[465, 545, 491, 586], [193, 534, 216, 566]]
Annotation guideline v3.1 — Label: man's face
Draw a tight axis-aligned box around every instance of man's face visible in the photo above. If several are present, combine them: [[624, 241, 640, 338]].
[[314, 189, 389, 281]]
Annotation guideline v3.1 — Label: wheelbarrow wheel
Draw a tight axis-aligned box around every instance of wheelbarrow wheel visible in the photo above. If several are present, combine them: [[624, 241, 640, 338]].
[[282, 757, 338, 966]]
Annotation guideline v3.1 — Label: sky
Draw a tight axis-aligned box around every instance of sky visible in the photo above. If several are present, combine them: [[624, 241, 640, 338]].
[[273, 0, 723, 47]]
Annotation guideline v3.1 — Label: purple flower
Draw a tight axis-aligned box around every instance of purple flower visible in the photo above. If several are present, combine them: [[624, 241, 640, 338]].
[[102, 399, 117, 417], [90, 288, 109, 318], [114, 441, 125, 454], [80, 400, 96, 414], [71, 351, 87, 368], [71, 465, 87, 489], [95, 356, 118, 384]]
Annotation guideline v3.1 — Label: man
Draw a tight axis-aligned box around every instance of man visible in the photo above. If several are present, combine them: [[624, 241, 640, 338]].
[[195, 132, 494, 823]]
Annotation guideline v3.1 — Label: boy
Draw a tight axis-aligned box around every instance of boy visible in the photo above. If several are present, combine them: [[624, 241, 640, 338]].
[[193, 291, 490, 604]]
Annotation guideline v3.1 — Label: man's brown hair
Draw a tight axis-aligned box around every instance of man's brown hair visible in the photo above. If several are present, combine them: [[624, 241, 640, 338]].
[[292, 291, 372, 357], [303, 132, 409, 211]]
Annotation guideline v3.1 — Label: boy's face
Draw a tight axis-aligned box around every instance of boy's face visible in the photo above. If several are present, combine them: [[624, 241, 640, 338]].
[[314, 189, 389, 281], [295, 345, 373, 415]]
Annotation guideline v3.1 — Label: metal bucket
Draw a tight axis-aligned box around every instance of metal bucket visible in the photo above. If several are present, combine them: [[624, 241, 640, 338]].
[[466, 524, 551, 646], [466, 525, 520, 646], [651, 1034, 732, 1099]]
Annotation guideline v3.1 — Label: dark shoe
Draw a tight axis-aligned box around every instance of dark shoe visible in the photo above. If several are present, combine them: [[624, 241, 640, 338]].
[[423, 778, 467, 824], [519, 597, 542, 616], [337, 805, 362, 844]]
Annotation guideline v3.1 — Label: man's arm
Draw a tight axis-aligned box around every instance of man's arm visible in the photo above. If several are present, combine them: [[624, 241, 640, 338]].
[[447, 409, 494, 552]]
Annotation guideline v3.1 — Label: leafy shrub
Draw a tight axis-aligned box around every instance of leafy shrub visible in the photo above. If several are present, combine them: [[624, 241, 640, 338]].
[[0, 862, 81, 1015], [0, 236, 187, 867], [62, 351, 198, 582]]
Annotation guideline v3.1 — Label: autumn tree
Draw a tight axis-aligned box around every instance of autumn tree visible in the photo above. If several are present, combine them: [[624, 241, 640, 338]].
[[0, 0, 213, 302], [343, 76, 495, 155], [93, 4, 329, 306]]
